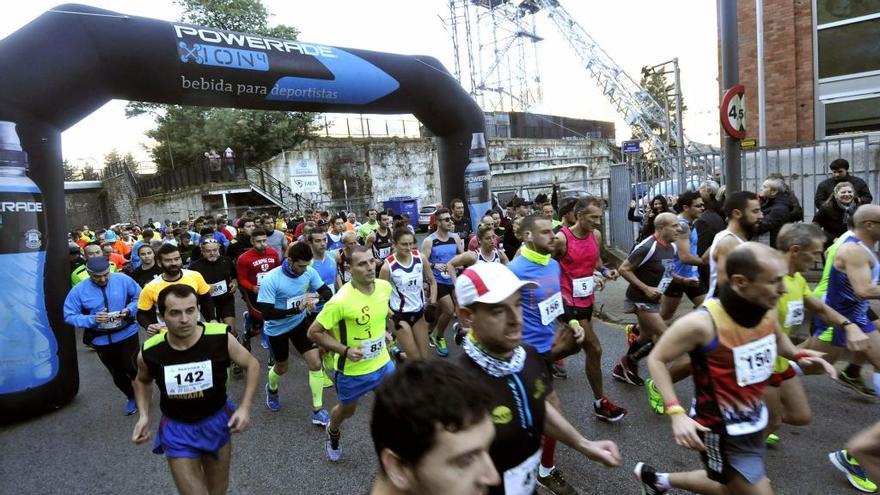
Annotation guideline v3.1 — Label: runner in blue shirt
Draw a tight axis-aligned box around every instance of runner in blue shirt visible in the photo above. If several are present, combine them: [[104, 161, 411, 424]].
[[421, 207, 462, 357]]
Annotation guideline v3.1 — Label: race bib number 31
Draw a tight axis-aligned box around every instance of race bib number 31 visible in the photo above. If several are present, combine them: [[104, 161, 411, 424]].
[[732, 335, 776, 386], [164, 360, 213, 396]]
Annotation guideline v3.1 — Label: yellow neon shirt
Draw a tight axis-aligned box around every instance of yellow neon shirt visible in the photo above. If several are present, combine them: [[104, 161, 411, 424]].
[[138, 269, 212, 311]]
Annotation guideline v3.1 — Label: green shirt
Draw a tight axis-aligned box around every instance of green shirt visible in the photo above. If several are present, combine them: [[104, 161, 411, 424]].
[[357, 220, 380, 239], [776, 272, 810, 336], [315, 279, 392, 376], [813, 230, 854, 298], [71, 262, 118, 286]]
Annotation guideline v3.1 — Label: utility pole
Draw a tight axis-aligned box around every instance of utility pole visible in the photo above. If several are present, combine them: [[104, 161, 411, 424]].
[[673, 58, 685, 192], [720, 0, 741, 192]]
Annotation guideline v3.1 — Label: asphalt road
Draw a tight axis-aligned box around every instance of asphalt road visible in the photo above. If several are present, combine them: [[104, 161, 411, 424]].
[[1, 314, 875, 495]]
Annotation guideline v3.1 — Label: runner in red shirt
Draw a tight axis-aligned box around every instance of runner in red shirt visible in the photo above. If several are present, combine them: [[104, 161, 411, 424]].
[[236, 229, 281, 358]]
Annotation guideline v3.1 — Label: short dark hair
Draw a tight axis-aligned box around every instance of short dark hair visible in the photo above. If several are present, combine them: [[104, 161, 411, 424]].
[[371, 360, 492, 471], [286, 241, 313, 262], [250, 228, 268, 239], [142, 229, 154, 239], [573, 197, 602, 215], [830, 158, 849, 171], [676, 190, 701, 210], [240, 217, 255, 228], [307, 227, 326, 242], [156, 243, 180, 259], [723, 190, 758, 218], [450, 197, 464, 209], [726, 246, 761, 281], [157, 284, 198, 316], [558, 197, 578, 217], [136, 243, 154, 256], [520, 213, 550, 235], [435, 207, 450, 218]]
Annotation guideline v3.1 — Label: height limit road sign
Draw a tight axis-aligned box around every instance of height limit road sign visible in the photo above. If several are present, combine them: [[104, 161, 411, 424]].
[[721, 84, 746, 139], [622, 140, 641, 154]]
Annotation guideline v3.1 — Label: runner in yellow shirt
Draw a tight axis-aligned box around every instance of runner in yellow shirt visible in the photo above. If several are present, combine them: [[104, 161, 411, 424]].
[[767, 223, 857, 446], [308, 245, 394, 462]]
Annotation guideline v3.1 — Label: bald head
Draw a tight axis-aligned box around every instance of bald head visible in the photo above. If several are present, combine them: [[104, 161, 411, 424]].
[[726, 242, 779, 279], [654, 212, 678, 229], [853, 204, 880, 226]]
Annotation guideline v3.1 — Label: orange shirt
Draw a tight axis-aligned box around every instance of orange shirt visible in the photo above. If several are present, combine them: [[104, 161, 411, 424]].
[[112, 239, 131, 257]]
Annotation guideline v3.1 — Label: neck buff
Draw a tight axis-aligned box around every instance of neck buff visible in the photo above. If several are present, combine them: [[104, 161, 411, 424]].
[[462, 334, 525, 377], [718, 283, 766, 328]]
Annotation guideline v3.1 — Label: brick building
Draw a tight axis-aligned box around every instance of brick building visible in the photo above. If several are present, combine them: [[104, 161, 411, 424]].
[[733, 1, 880, 146]]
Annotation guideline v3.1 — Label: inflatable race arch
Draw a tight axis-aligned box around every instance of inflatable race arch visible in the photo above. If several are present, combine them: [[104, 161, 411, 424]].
[[0, 4, 487, 422]]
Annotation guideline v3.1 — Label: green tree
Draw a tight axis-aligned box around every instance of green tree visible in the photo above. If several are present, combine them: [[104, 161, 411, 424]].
[[80, 164, 101, 181], [126, 0, 316, 174], [62, 159, 79, 181], [638, 68, 687, 145]]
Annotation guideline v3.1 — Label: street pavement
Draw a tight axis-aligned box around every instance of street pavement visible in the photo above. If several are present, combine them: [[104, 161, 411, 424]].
[[1, 293, 875, 495]]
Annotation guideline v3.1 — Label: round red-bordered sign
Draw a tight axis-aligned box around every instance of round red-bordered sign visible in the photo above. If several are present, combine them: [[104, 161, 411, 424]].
[[721, 84, 746, 139]]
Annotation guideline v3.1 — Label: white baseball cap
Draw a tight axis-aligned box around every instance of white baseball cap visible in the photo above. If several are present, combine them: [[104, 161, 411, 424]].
[[454, 262, 537, 306]]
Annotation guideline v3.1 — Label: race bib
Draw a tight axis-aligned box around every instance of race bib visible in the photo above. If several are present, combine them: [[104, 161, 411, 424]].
[[503, 448, 541, 495], [360, 336, 386, 361], [399, 271, 421, 289], [97, 311, 125, 330], [210, 280, 228, 297], [256, 271, 268, 286], [438, 265, 451, 280], [784, 300, 805, 328], [572, 276, 595, 298], [163, 360, 213, 396], [538, 292, 564, 326], [378, 247, 392, 258], [732, 334, 777, 386], [658, 260, 674, 294], [286, 294, 306, 311]]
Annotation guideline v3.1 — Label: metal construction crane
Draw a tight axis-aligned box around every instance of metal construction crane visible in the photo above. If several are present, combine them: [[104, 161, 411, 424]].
[[533, 0, 688, 164]]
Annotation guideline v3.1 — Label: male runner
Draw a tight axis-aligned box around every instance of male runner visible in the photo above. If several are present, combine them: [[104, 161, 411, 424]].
[[71, 243, 118, 286], [306, 227, 338, 386], [704, 191, 763, 299], [131, 284, 259, 495], [63, 257, 141, 415], [369, 359, 499, 495], [189, 238, 238, 337], [326, 215, 346, 252], [635, 243, 835, 495], [225, 217, 254, 262], [830, 421, 880, 493], [307, 246, 395, 461], [137, 244, 215, 336], [507, 213, 591, 494], [235, 228, 281, 359], [613, 212, 680, 386], [422, 207, 463, 357], [358, 208, 380, 240], [660, 191, 707, 320], [552, 198, 627, 421], [454, 262, 621, 495], [335, 231, 359, 290], [763, 223, 861, 446], [257, 242, 333, 423], [450, 198, 473, 249]]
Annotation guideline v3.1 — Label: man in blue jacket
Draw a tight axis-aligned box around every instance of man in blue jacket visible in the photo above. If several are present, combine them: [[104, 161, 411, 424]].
[[64, 257, 142, 415]]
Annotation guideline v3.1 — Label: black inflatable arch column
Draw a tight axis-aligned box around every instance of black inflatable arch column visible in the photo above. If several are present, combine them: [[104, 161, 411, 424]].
[[0, 3, 485, 422]]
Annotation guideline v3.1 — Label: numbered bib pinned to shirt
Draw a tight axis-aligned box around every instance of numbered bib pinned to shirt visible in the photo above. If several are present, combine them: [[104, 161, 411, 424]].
[[164, 360, 213, 396], [400, 272, 421, 288], [503, 448, 541, 495], [538, 292, 564, 326], [256, 271, 268, 286], [732, 334, 777, 387], [572, 276, 595, 298], [210, 280, 228, 297], [97, 311, 125, 330], [784, 300, 805, 328], [360, 335, 386, 361]]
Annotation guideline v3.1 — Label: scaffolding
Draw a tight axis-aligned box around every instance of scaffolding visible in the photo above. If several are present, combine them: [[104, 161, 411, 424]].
[[444, 0, 544, 112]]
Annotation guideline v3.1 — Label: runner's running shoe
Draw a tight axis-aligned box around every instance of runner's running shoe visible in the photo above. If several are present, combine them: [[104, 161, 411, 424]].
[[311, 409, 330, 426], [829, 449, 878, 493], [124, 398, 137, 416], [644, 378, 664, 415], [428, 333, 437, 348], [552, 360, 568, 379], [594, 397, 627, 422], [435, 336, 449, 357], [839, 370, 876, 398], [326, 425, 342, 462], [265, 384, 280, 412], [612, 357, 644, 386], [537, 467, 578, 495], [453, 322, 467, 346], [633, 462, 668, 495]]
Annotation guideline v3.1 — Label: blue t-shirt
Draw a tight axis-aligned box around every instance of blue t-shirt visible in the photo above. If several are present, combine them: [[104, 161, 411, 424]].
[[428, 232, 459, 286], [673, 216, 698, 278], [257, 263, 325, 337], [310, 253, 337, 312], [508, 253, 561, 353]]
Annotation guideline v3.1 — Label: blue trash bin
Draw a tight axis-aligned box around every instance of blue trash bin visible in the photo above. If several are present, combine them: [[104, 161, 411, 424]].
[[382, 196, 419, 230]]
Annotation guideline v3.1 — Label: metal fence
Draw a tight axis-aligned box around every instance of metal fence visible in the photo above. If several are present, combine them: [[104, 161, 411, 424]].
[[607, 133, 880, 253], [318, 115, 422, 138]]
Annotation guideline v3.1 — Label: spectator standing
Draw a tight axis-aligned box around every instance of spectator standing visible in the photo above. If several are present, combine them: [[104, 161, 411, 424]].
[[628, 195, 670, 242], [755, 176, 800, 247], [813, 181, 859, 248], [814, 158, 872, 209]]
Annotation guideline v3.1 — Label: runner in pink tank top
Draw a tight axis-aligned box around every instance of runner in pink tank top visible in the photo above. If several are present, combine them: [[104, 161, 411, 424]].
[[559, 226, 599, 309]]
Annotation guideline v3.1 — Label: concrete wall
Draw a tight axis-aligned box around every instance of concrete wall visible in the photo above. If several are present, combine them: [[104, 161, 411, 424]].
[[103, 172, 138, 224], [65, 188, 108, 230]]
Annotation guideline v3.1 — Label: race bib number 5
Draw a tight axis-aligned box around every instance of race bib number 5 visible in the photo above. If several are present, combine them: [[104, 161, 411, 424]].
[[538, 292, 564, 326], [732, 334, 777, 386], [572, 276, 595, 298], [164, 360, 213, 396]]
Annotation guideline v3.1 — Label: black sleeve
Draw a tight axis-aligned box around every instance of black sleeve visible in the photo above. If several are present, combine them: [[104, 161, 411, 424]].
[[627, 207, 643, 222], [754, 201, 789, 236], [227, 257, 236, 282], [855, 177, 873, 205], [198, 292, 215, 321], [257, 301, 302, 320], [814, 180, 831, 210], [316, 284, 333, 304], [137, 307, 158, 328], [694, 217, 713, 255]]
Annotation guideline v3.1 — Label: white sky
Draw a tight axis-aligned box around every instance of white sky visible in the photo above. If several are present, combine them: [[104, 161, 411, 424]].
[[1, 1, 721, 169]]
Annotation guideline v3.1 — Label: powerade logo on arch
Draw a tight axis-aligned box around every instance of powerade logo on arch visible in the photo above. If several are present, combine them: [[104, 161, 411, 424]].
[[0, 201, 42, 212], [173, 25, 400, 105]]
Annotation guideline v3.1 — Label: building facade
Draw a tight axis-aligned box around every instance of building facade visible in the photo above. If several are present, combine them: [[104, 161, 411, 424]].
[[735, 0, 880, 145]]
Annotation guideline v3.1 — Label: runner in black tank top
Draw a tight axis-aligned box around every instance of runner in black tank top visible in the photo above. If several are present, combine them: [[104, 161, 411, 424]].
[[367, 212, 394, 274]]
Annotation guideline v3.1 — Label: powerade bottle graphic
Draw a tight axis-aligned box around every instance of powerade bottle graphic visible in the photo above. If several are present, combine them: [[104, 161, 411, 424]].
[[464, 132, 491, 232], [0, 121, 58, 393]]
